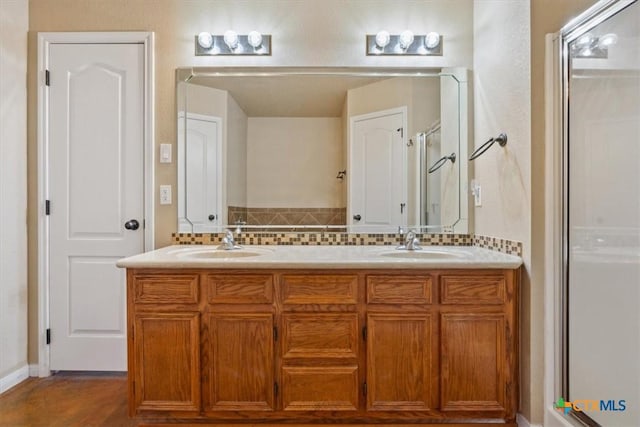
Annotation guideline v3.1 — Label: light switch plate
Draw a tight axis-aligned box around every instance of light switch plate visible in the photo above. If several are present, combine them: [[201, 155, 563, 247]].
[[159, 185, 172, 205], [160, 144, 172, 163]]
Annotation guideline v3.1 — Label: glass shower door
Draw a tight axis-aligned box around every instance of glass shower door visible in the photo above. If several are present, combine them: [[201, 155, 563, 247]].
[[566, 1, 640, 426]]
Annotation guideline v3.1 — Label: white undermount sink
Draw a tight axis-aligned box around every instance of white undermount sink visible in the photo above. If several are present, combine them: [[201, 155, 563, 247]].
[[168, 246, 274, 259], [379, 249, 468, 259]]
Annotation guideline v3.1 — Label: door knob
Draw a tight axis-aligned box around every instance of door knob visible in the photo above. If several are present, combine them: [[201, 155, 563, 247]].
[[208, 214, 216, 221], [353, 214, 362, 221], [124, 219, 140, 230]]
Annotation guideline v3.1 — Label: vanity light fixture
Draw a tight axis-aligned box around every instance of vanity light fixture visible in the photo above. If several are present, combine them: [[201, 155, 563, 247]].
[[195, 30, 272, 56], [570, 32, 617, 59], [366, 30, 443, 56]]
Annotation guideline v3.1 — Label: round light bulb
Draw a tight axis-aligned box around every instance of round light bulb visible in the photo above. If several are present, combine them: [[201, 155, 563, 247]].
[[575, 33, 594, 48], [424, 32, 440, 49], [598, 33, 618, 47], [223, 30, 239, 50], [247, 31, 263, 48], [375, 30, 391, 48], [399, 30, 414, 49], [197, 32, 213, 49]]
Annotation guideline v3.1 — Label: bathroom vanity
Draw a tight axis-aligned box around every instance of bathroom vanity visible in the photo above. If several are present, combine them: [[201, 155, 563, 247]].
[[117, 245, 521, 425]]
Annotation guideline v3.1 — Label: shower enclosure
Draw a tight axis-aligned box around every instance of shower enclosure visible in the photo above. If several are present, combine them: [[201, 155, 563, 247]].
[[559, 0, 639, 425]]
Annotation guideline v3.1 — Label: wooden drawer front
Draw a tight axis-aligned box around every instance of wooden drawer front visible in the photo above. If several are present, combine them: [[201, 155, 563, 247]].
[[207, 274, 274, 304], [133, 274, 199, 304], [281, 275, 358, 305], [282, 366, 359, 411], [283, 313, 358, 359], [367, 275, 432, 304], [441, 275, 506, 305]]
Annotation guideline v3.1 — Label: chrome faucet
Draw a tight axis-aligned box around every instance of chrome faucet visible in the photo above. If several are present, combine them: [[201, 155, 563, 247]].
[[219, 229, 242, 250], [404, 229, 422, 251], [396, 227, 422, 251]]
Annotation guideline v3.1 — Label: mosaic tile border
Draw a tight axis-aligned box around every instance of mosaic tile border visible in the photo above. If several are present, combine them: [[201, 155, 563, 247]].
[[171, 232, 521, 256], [473, 235, 523, 256]]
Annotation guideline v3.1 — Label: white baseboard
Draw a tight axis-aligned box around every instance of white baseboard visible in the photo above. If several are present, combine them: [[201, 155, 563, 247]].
[[29, 364, 40, 377], [517, 412, 543, 427], [0, 364, 29, 394]]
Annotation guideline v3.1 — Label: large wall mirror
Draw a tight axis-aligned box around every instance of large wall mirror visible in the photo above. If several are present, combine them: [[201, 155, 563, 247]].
[[176, 67, 470, 233]]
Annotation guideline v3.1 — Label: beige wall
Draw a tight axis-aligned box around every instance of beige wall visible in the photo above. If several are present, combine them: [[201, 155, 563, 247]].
[[473, 0, 533, 420], [247, 117, 343, 208], [0, 0, 29, 386]]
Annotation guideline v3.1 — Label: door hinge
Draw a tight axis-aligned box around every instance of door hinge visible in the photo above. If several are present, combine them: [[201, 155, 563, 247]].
[[274, 382, 279, 396], [46, 328, 51, 345], [45, 200, 50, 215], [400, 203, 406, 214], [363, 382, 367, 396], [397, 127, 403, 138], [362, 326, 367, 341], [45, 70, 50, 86], [273, 326, 278, 341]]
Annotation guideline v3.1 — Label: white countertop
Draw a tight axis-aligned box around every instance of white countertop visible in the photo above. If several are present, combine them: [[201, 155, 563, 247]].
[[116, 245, 522, 270]]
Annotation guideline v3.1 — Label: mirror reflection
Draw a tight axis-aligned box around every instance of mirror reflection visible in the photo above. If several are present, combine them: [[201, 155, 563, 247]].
[[177, 68, 469, 233]]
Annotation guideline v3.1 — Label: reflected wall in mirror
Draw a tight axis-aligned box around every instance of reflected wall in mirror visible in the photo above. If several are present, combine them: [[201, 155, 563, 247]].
[[177, 68, 470, 233]]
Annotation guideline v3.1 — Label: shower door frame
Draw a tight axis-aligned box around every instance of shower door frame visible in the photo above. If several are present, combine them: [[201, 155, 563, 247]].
[[554, 0, 638, 426]]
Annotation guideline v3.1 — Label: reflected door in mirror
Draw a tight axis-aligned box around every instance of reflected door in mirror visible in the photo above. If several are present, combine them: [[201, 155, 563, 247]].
[[178, 113, 222, 233], [350, 108, 407, 230]]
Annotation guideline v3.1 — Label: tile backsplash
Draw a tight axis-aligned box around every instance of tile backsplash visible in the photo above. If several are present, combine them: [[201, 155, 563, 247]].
[[172, 232, 522, 256], [228, 206, 345, 227]]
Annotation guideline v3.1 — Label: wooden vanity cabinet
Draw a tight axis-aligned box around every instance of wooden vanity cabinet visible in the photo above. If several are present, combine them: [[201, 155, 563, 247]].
[[365, 274, 437, 413], [202, 274, 276, 414], [127, 267, 519, 424], [279, 274, 361, 413], [127, 272, 201, 417]]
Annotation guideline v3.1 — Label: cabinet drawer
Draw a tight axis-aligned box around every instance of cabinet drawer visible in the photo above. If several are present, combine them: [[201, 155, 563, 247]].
[[281, 275, 358, 305], [440, 275, 506, 305], [282, 313, 358, 359], [133, 274, 199, 304], [366, 275, 432, 304], [282, 366, 359, 411], [206, 274, 274, 304]]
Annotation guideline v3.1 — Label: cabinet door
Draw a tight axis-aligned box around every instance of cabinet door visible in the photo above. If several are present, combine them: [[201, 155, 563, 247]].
[[204, 313, 275, 412], [440, 312, 507, 413], [133, 312, 200, 413], [366, 313, 434, 411]]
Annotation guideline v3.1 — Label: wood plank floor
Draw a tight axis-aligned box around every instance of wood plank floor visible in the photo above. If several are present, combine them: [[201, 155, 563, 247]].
[[0, 372, 518, 426], [0, 372, 135, 427]]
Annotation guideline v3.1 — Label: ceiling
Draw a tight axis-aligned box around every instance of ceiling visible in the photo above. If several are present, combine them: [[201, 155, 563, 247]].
[[187, 74, 390, 117]]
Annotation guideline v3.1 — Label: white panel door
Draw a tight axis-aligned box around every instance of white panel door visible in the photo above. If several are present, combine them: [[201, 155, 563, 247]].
[[48, 43, 144, 371], [350, 109, 406, 230], [177, 114, 222, 233]]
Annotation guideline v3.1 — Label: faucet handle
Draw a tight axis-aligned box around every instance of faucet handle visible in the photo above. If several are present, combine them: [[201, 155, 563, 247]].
[[398, 226, 405, 235], [235, 220, 246, 234]]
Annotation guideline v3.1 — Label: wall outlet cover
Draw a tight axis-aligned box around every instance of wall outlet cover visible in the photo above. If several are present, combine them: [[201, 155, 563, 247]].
[[159, 185, 172, 205]]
